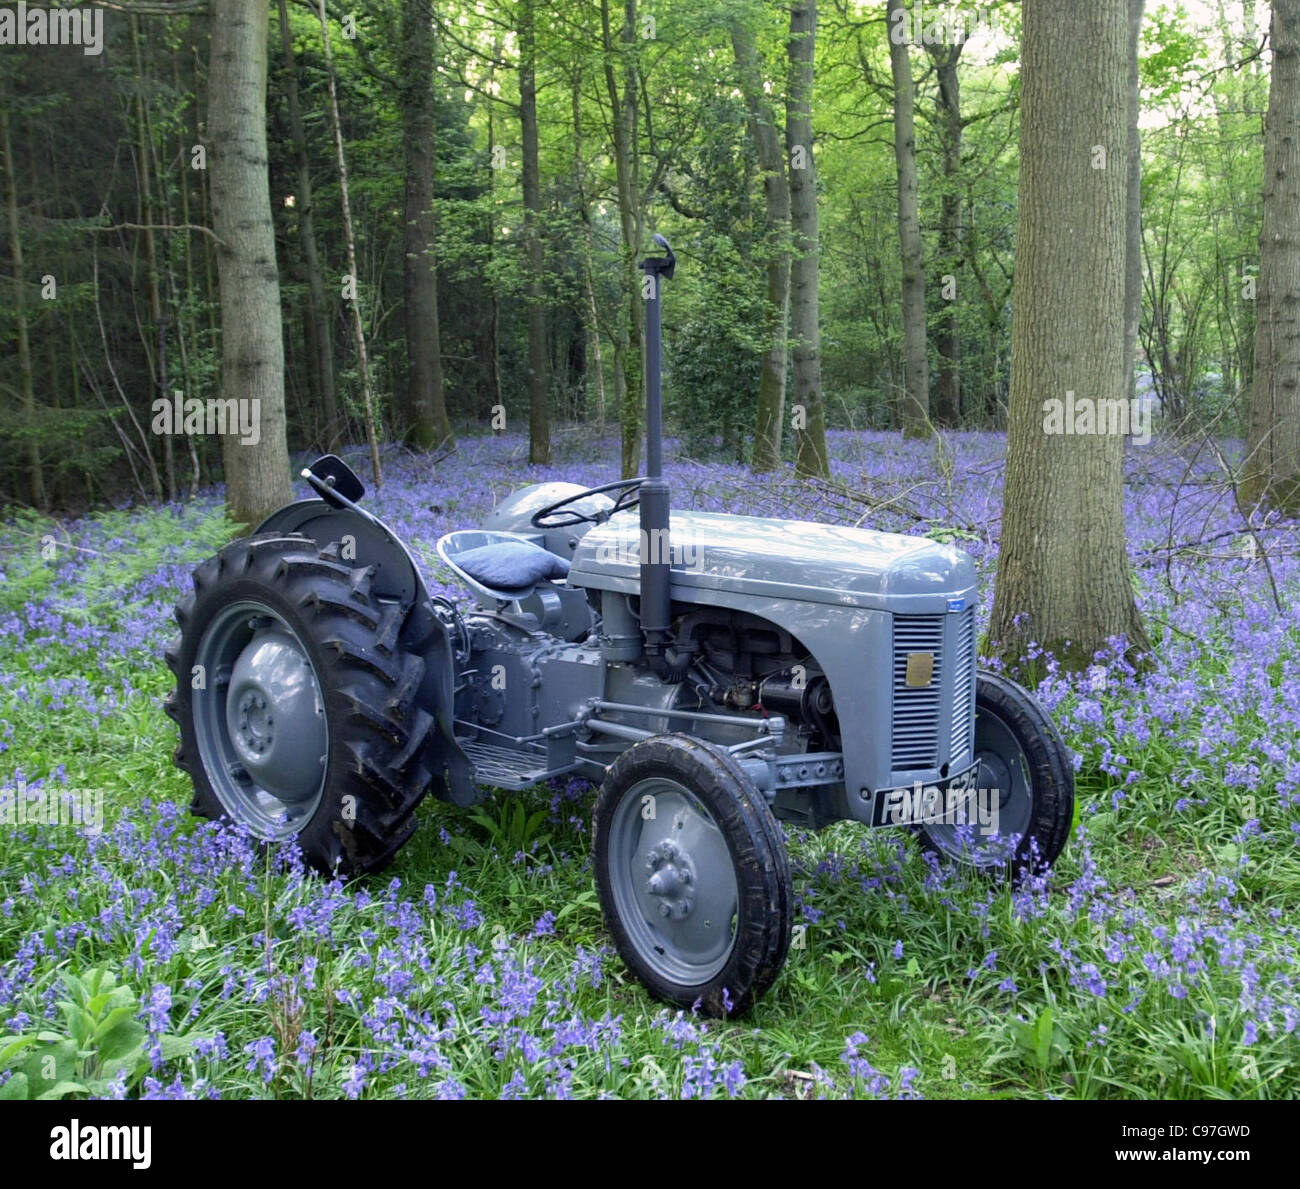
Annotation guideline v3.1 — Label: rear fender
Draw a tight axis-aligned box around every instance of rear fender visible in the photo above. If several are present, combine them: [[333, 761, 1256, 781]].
[[255, 498, 480, 806]]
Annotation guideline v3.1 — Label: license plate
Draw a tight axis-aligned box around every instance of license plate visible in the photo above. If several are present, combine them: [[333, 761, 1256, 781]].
[[871, 763, 981, 827]]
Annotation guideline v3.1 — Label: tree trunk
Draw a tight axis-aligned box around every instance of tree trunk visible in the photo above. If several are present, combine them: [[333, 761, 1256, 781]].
[[732, 17, 792, 472], [208, 0, 292, 528], [520, 0, 551, 464], [928, 41, 963, 427], [277, 0, 339, 450], [602, 0, 642, 478], [400, 0, 453, 452], [1243, 0, 1300, 513], [572, 65, 606, 430], [988, 0, 1151, 675], [1122, 0, 1146, 408], [889, 2, 929, 437], [789, 0, 829, 478], [317, 0, 383, 486]]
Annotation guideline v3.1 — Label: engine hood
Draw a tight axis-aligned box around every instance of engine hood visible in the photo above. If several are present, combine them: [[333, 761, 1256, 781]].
[[568, 510, 976, 613]]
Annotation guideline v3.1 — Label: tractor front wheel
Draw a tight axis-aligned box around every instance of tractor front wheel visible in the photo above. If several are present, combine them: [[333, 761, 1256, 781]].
[[593, 734, 791, 1016], [917, 671, 1075, 874]]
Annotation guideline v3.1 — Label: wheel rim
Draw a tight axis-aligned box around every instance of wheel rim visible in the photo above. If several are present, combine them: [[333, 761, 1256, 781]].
[[607, 777, 739, 986], [924, 703, 1034, 864], [192, 599, 329, 840]]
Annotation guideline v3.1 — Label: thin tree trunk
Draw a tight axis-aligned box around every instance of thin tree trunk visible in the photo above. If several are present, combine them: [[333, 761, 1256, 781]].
[[317, 0, 383, 486], [889, 2, 929, 437], [789, 0, 829, 478], [1243, 0, 1300, 513], [732, 17, 792, 472], [0, 101, 44, 507], [278, 0, 339, 450], [131, 16, 176, 501], [572, 64, 606, 430], [928, 41, 963, 427], [208, 0, 293, 528], [988, 0, 1151, 674], [520, 0, 550, 464], [601, 0, 642, 478]]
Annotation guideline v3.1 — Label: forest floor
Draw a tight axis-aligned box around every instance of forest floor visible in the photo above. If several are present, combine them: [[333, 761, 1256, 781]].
[[1, 429, 1298, 1099]]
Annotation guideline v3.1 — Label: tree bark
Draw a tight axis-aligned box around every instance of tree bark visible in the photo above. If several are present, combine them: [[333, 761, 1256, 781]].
[[1122, 0, 1146, 408], [928, 41, 963, 427], [988, 0, 1151, 674], [401, 0, 453, 452], [601, 0, 642, 478], [208, 0, 292, 528], [732, 17, 792, 472], [789, 0, 829, 478], [889, 2, 929, 437], [277, 0, 339, 450], [520, 0, 551, 464], [1243, 0, 1300, 513]]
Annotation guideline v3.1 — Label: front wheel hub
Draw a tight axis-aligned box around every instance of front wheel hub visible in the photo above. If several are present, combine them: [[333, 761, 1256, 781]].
[[225, 628, 326, 802], [646, 838, 696, 919]]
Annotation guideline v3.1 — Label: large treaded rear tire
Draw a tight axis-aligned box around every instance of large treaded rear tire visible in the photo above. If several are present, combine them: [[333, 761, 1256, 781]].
[[164, 534, 433, 877]]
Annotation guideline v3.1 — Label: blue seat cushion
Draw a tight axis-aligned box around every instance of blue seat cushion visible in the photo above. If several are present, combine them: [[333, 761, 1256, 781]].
[[454, 541, 570, 593]]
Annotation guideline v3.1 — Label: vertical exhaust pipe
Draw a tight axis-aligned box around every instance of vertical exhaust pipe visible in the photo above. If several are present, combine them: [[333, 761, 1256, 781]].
[[637, 235, 685, 679]]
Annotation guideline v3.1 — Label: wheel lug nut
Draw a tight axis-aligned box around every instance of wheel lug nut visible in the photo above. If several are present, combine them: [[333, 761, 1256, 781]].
[[658, 903, 671, 918]]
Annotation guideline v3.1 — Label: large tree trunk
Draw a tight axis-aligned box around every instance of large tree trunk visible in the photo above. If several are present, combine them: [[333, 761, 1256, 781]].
[[521, 0, 550, 464], [988, 0, 1151, 674], [889, 2, 929, 436], [732, 17, 792, 473], [208, 0, 292, 528], [928, 41, 963, 427], [277, 0, 339, 450], [1243, 0, 1300, 513], [789, 0, 829, 478], [401, 0, 453, 451], [1122, 0, 1146, 407]]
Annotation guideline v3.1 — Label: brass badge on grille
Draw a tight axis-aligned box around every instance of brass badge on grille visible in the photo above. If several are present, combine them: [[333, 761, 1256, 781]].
[[905, 652, 934, 687]]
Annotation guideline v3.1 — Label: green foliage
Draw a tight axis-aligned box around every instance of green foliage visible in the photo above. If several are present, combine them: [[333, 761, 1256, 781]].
[[0, 967, 204, 1100]]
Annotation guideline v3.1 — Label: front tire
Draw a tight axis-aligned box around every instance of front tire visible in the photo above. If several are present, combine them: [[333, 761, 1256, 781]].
[[918, 671, 1074, 873], [164, 534, 433, 877], [593, 735, 791, 1016]]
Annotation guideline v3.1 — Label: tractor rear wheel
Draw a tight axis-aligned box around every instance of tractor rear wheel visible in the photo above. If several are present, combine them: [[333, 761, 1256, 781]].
[[164, 534, 433, 877], [593, 734, 791, 1016]]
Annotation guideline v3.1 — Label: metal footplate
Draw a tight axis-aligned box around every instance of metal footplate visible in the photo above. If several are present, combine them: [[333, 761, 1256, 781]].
[[456, 737, 577, 791]]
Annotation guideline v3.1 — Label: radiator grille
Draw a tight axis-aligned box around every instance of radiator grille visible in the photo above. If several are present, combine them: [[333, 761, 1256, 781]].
[[891, 615, 944, 768], [950, 607, 976, 761]]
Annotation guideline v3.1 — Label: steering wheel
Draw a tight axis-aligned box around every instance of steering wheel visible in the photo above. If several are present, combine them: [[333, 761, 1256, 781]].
[[530, 477, 646, 528]]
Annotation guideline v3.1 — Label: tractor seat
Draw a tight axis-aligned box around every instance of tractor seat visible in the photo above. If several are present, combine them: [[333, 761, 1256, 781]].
[[436, 529, 571, 604]]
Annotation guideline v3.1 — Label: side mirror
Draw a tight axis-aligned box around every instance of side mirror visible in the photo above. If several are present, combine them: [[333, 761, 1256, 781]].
[[303, 454, 365, 507]]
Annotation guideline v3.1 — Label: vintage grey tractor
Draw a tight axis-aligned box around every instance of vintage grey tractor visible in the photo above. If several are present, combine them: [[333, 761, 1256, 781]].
[[165, 237, 1073, 1015]]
